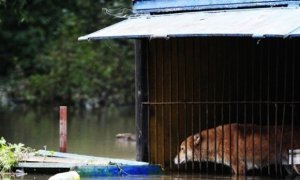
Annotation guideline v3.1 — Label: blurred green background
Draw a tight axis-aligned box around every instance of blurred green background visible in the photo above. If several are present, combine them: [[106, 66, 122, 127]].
[[0, 0, 135, 108]]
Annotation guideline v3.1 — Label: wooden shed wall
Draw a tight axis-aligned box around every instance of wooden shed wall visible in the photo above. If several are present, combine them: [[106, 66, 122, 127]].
[[136, 37, 300, 171]]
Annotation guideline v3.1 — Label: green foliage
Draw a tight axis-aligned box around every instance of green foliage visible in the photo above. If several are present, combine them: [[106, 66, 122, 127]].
[[0, 137, 34, 173], [0, 0, 135, 106]]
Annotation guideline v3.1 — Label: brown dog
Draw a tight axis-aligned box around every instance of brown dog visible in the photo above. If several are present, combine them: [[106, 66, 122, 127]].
[[174, 123, 300, 175]]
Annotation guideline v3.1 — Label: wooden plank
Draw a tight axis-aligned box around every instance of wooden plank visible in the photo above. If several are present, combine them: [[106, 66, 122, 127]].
[[36, 150, 148, 166], [21, 156, 81, 164], [21, 156, 115, 166], [17, 162, 75, 169]]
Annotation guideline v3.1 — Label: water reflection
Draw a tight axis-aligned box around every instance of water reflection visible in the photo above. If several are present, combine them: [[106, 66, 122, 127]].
[[0, 106, 286, 179], [0, 106, 136, 160], [0, 174, 274, 180]]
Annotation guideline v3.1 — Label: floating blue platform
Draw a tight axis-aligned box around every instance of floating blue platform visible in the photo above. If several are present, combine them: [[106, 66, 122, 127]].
[[75, 165, 162, 177], [17, 150, 163, 177]]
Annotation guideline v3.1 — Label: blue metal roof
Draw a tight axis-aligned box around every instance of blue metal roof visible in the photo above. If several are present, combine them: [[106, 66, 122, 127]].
[[133, 0, 300, 13], [78, 7, 300, 40]]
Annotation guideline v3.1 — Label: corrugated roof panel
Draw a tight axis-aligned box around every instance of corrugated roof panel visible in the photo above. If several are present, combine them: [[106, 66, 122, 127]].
[[78, 7, 300, 40], [132, 0, 300, 13]]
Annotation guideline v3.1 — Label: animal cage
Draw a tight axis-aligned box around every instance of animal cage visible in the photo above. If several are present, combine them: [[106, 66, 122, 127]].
[[136, 37, 300, 176], [79, 0, 300, 177]]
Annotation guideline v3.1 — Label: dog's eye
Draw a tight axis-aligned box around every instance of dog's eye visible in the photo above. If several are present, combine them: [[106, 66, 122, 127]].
[[181, 147, 184, 151]]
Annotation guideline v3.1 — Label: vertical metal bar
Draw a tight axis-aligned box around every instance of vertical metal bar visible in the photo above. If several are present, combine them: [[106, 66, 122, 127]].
[[291, 103, 295, 173], [146, 40, 151, 164], [228, 39, 232, 173], [184, 39, 188, 171], [176, 39, 180, 170], [251, 40, 255, 177], [154, 40, 158, 163], [279, 39, 288, 176], [221, 38, 225, 175], [259, 40, 263, 176], [267, 40, 271, 176], [206, 106, 209, 173], [213, 38, 217, 174], [291, 39, 295, 171], [274, 39, 279, 176], [169, 40, 173, 170], [206, 38, 210, 172], [161, 40, 165, 168], [274, 105, 278, 176], [280, 106, 286, 175], [243, 40, 247, 175], [191, 38, 195, 171], [236, 39, 240, 175], [229, 106, 232, 173], [198, 38, 202, 172]]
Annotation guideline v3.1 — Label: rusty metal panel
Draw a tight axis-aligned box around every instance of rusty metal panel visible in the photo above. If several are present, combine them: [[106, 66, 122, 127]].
[[79, 7, 300, 41]]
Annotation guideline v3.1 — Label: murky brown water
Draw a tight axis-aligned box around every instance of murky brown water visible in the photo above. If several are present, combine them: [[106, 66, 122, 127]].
[[2, 174, 285, 180], [0, 106, 136, 160], [0, 106, 289, 179]]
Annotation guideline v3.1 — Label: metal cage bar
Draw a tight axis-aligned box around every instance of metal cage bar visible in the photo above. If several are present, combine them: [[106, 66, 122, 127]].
[[206, 38, 210, 172], [191, 38, 195, 171], [169, 39, 173, 170], [235, 39, 240, 175], [175, 39, 180, 170], [139, 37, 299, 176], [198, 38, 202, 172], [213, 38, 217, 173]]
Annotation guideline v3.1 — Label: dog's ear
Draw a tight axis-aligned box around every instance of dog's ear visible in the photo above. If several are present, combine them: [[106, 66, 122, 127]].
[[194, 134, 200, 145]]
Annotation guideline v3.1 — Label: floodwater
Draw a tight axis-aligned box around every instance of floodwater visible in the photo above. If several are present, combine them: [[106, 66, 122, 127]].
[[0, 106, 292, 179], [0, 106, 137, 179], [0, 106, 136, 160], [0, 174, 288, 180]]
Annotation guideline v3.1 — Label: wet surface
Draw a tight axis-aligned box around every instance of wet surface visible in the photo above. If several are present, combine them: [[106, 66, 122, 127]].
[[5, 174, 293, 180], [0, 106, 136, 159], [0, 106, 295, 179]]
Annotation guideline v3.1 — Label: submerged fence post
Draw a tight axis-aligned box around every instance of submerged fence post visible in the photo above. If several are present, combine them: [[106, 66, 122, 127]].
[[59, 106, 67, 152]]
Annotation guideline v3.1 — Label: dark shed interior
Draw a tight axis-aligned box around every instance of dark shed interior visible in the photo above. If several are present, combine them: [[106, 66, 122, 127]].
[[135, 37, 300, 174]]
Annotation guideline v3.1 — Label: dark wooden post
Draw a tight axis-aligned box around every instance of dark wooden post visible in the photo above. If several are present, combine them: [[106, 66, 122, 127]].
[[59, 106, 67, 152], [135, 39, 149, 162]]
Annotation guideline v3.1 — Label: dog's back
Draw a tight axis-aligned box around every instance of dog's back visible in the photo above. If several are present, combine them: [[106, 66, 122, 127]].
[[175, 123, 300, 175]]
